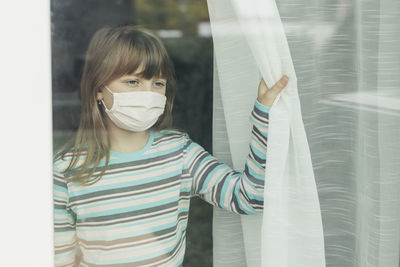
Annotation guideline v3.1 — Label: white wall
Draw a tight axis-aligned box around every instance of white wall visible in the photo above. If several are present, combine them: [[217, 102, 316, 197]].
[[0, 0, 53, 266]]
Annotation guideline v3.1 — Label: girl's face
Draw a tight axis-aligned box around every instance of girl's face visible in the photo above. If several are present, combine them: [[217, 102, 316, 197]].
[[97, 64, 167, 110]]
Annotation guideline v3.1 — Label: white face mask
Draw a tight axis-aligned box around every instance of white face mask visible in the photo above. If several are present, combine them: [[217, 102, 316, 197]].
[[101, 85, 167, 132]]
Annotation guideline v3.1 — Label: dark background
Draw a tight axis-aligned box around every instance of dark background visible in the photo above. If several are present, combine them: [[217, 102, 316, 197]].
[[51, 0, 214, 265]]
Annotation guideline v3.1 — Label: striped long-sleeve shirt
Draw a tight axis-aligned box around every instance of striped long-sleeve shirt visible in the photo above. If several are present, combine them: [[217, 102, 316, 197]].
[[53, 100, 270, 266]]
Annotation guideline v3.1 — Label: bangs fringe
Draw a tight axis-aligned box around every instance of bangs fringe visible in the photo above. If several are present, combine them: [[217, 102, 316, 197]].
[[111, 31, 167, 80]]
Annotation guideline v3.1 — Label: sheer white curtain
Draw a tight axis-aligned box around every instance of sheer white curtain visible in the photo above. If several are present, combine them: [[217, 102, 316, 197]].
[[208, 0, 400, 266]]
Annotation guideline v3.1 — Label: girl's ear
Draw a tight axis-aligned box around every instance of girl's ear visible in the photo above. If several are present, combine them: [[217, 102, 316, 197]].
[[96, 91, 103, 101]]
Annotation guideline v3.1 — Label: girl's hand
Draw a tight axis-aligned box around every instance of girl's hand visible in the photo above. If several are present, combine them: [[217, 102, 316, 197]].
[[257, 75, 289, 108]]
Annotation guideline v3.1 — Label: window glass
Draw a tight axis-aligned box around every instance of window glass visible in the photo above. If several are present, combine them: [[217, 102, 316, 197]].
[[52, 0, 213, 265]]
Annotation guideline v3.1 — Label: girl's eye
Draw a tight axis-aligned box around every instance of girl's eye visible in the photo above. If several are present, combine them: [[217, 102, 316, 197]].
[[127, 80, 138, 86], [155, 82, 166, 87]]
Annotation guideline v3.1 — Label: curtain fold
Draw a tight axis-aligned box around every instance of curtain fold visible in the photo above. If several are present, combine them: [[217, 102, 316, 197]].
[[208, 0, 325, 266], [208, 0, 400, 266]]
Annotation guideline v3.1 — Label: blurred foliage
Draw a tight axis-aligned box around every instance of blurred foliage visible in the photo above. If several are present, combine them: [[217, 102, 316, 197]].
[[135, 0, 209, 35]]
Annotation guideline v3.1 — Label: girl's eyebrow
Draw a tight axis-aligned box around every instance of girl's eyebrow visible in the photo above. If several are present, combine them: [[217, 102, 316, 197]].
[[123, 73, 143, 78], [122, 74, 166, 81]]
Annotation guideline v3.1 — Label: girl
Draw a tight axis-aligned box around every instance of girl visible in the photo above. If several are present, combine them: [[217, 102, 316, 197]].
[[53, 25, 288, 267]]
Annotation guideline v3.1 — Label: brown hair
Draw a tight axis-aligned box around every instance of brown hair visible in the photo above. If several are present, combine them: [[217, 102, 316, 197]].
[[55, 25, 178, 185]]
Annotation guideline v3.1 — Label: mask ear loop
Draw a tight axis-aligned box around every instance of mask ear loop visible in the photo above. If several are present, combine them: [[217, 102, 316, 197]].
[[99, 85, 113, 111], [104, 85, 113, 95], [100, 100, 108, 110]]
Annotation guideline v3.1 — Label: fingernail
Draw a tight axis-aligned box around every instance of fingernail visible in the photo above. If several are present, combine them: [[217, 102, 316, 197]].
[[283, 75, 289, 81]]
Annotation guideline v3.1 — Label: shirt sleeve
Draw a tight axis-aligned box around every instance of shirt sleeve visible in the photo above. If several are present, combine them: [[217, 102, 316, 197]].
[[53, 162, 80, 266], [183, 99, 270, 215]]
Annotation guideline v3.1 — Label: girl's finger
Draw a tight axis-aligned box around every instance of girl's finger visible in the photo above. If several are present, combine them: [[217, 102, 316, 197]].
[[270, 75, 289, 94]]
